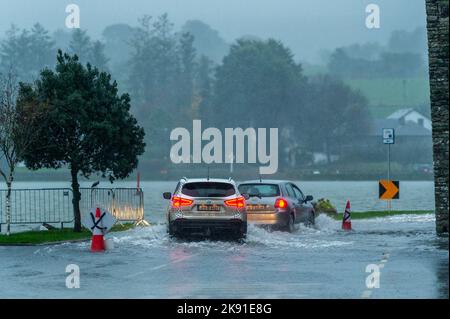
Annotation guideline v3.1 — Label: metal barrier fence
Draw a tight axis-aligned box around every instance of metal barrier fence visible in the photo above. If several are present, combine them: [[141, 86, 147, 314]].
[[0, 187, 145, 231], [0, 188, 73, 231], [79, 187, 144, 223]]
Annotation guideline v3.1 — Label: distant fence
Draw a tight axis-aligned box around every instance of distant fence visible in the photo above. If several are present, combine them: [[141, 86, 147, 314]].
[[79, 188, 144, 222], [0, 188, 73, 231], [0, 187, 144, 231]]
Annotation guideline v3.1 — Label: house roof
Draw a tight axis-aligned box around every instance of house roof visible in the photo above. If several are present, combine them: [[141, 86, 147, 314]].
[[387, 108, 415, 119], [387, 108, 430, 121]]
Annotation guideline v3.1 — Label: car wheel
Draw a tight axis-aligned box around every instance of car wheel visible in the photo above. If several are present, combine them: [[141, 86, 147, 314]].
[[235, 232, 246, 241], [286, 214, 295, 233], [168, 222, 177, 237], [234, 223, 247, 240], [304, 211, 315, 227]]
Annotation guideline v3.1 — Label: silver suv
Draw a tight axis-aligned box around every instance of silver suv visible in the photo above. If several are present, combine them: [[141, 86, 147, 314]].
[[163, 178, 247, 239]]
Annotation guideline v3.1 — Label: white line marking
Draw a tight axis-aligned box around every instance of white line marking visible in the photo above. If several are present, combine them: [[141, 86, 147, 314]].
[[361, 290, 372, 298], [125, 253, 198, 278], [149, 254, 196, 271]]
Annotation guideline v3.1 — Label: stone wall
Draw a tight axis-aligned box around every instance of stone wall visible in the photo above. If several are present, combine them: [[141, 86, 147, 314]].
[[425, 0, 449, 234]]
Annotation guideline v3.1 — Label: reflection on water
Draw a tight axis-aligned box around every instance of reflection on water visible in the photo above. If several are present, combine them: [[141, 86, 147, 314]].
[[0, 211, 447, 298]]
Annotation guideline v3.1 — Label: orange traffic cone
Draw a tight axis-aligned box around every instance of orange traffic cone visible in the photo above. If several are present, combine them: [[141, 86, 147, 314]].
[[91, 207, 105, 252], [342, 200, 352, 231]]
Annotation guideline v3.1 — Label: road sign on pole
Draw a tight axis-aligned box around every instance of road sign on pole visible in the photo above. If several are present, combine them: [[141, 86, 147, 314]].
[[379, 180, 400, 200], [382, 128, 395, 144], [82, 207, 116, 234], [381, 128, 396, 210]]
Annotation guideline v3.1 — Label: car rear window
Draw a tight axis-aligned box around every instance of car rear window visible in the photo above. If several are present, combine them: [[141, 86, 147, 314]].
[[238, 184, 280, 197], [181, 182, 236, 197]]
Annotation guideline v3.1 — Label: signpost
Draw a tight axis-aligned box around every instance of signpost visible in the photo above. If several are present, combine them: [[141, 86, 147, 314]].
[[382, 128, 395, 210], [379, 180, 400, 200], [82, 207, 116, 235]]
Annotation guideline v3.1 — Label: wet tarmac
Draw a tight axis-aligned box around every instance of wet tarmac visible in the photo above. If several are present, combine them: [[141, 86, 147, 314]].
[[0, 214, 448, 298]]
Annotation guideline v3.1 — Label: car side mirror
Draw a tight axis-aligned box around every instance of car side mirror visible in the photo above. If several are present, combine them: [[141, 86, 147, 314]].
[[305, 195, 313, 202], [163, 192, 172, 200], [242, 193, 250, 200]]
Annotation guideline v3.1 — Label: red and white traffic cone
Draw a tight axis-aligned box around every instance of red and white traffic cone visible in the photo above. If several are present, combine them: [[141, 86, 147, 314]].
[[91, 207, 105, 252], [342, 200, 352, 231]]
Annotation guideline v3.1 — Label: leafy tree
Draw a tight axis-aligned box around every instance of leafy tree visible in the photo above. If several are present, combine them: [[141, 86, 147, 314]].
[[0, 71, 40, 235], [196, 55, 213, 121], [53, 28, 72, 52], [69, 29, 91, 63], [102, 24, 135, 82], [17, 51, 145, 232], [378, 52, 425, 77], [328, 46, 426, 78], [29, 24, 55, 76], [0, 24, 55, 82], [89, 40, 110, 72], [304, 75, 371, 163], [388, 27, 428, 55], [102, 23, 135, 65], [181, 20, 229, 63], [68, 30, 110, 71], [212, 39, 306, 128], [129, 14, 179, 109], [128, 14, 198, 161], [177, 32, 196, 118]]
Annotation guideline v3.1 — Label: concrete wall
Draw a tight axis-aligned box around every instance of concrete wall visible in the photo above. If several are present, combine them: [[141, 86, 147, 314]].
[[425, 0, 449, 234]]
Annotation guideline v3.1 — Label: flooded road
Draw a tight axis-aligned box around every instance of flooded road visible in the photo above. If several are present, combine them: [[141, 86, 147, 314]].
[[1, 214, 447, 298]]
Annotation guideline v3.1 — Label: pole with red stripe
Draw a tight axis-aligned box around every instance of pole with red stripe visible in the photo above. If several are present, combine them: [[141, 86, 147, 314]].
[[91, 207, 106, 252], [342, 200, 352, 231]]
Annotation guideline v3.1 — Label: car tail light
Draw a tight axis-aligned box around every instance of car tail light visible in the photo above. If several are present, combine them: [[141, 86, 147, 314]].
[[274, 198, 288, 209], [224, 196, 245, 208], [172, 196, 193, 207]]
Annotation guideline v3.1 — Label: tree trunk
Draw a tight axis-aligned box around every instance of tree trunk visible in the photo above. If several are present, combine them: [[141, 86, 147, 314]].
[[71, 167, 82, 232], [5, 171, 13, 236]]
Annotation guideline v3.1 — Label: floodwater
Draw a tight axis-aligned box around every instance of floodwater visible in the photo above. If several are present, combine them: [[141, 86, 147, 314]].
[[0, 213, 447, 298], [1, 180, 447, 298]]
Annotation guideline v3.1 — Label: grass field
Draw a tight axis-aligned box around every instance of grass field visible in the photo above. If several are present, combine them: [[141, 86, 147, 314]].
[[329, 210, 433, 220], [344, 77, 430, 117], [0, 223, 135, 245], [302, 63, 430, 118]]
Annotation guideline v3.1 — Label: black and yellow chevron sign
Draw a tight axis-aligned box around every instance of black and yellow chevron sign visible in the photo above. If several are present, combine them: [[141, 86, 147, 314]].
[[379, 180, 400, 200]]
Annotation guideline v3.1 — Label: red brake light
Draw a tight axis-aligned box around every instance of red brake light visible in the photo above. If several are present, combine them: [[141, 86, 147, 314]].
[[172, 196, 193, 207], [224, 196, 245, 208], [275, 198, 288, 209]]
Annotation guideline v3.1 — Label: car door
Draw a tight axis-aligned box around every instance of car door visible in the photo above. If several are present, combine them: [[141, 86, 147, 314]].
[[291, 184, 308, 223], [284, 183, 301, 221]]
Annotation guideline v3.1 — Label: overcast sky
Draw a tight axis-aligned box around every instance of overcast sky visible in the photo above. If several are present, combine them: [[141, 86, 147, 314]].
[[0, 0, 427, 63]]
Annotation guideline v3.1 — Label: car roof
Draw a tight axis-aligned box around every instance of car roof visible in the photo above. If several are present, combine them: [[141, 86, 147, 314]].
[[238, 180, 291, 185], [180, 177, 237, 184]]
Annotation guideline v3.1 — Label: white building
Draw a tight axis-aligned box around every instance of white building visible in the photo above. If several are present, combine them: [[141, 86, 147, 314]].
[[387, 108, 432, 131]]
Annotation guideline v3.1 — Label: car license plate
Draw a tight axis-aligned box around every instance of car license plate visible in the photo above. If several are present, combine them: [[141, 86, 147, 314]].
[[247, 204, 270, 211], [198, 204, 220, 211]]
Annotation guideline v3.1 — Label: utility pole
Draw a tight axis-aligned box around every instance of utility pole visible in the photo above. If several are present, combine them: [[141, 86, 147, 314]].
[[382, 128, 395, 211]]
